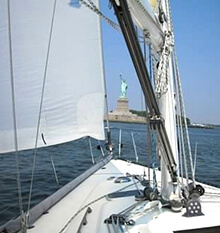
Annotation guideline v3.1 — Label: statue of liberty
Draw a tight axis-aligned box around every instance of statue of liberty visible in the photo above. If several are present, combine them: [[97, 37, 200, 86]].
[[119, 74, 128, 99]]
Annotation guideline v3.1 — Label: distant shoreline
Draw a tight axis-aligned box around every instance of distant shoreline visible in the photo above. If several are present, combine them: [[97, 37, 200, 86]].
[[188, 124, 215, 129], [106, 109, 219, 129], [105, 119, 219, 129]]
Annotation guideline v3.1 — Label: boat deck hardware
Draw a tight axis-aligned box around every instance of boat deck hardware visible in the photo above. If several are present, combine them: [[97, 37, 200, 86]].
[[76, 207, 92, 233]]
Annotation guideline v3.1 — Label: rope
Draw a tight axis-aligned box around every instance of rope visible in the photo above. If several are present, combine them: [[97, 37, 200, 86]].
[[98, 140, 105, 157], [146, 120, 151, 183], [169, 0, 194, 184], [118, 129, 122, 158], [171, 53, 187, 184], [164, 0, 172, 32], [148, 44, 158, 192], [79, 0, 121, 32], [147, 44, 152, 184], [131, 132, 138, 163], [7, 1, 25, 231], [27, 0, 58, 216], [58, 182, 138, 233], [176, 107, 184, 183], [49, 155, 60, 187], [174, 50, 196, 187], [165, 0, 194, 189], [88, 137, 95, 164], [192, 142, 198, 183], [173, 52, 189, 187]]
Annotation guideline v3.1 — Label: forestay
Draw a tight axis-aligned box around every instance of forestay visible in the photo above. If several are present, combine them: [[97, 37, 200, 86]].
[[0, 0, 105, 153]]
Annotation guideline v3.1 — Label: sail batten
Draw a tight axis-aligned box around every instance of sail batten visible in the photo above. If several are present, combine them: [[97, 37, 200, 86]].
[[0, 0, 105, 154]]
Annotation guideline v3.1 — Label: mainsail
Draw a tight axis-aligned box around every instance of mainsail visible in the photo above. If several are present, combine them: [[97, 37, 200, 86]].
[[0, 0, 105, 153]]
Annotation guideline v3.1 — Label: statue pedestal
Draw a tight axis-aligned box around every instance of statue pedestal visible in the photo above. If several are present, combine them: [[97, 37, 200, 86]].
[[105, 97, 146, 124], [115, 98, 130, 114]]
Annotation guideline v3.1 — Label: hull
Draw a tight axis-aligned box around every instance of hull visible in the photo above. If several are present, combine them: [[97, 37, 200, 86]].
[[2, 158, 219, 233]]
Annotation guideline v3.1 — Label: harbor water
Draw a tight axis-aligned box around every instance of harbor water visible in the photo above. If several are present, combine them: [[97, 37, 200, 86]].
[[0, 122, 219, 226]]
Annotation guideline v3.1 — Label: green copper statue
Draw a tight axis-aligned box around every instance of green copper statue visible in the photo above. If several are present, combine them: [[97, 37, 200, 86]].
[[120, 74, 128, 98]]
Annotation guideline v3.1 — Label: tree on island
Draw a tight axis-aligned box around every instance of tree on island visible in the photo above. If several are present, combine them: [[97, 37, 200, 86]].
[[130, 110, 191, 125]]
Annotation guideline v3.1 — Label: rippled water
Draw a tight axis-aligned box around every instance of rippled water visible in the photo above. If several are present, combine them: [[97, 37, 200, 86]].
[[0, 122, 219, 226]]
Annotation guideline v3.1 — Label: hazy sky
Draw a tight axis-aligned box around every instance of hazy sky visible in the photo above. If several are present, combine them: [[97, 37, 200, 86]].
[[101, 1, 220, 124]]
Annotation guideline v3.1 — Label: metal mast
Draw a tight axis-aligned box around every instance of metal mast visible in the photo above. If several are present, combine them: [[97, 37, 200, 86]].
[[111, 0, 179, 192]]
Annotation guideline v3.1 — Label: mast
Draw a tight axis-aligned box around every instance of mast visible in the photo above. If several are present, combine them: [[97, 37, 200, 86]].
[[111, 0, 205, 212], [111, 0, 181, 207], [156, 0, 179, 201]]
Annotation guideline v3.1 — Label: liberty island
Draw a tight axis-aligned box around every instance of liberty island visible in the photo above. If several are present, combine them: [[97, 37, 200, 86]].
[[106, 75, 146, 124]]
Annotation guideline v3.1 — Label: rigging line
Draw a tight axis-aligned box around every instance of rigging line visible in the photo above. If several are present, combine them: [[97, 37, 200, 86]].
[[58, 182, 139, 233], [98, 140, 105, 157], [147, 44, 158, 192], [130, 175, 142, 195], [171, 54, 184, 183], [174, 49, 194, 185], [79, 0, 121, 32], [165, 0, 174, 35], [178, 84, 189, 187], [7, 0, 25, 227], [131, 132, 138, 163], [171, 52, 189, 187], [49, 155, 60, 187], [148, 43, 158, 190], [118, 129, 122, 158], [27, 0, 58, 216], [168, 0, 194, 185], [177, 177, 189, 198], [41, 133, 60, 186], [146, 116, 152, 183], [177, 112, 184, 183], [192, 142, 198, 182], [144, 37, 152, 184], [88, 137, 95, 164], [164, 0, 172, 32]]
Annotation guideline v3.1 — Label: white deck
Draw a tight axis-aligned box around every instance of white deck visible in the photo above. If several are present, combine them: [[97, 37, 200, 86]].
[[28, 159, 220, 233]]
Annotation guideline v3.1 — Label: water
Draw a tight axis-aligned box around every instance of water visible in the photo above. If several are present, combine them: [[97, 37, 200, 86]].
[[0, 122, 219, 226]]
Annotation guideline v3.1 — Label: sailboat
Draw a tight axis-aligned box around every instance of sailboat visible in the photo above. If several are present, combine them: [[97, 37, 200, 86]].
[[0, 0, 220, 233]]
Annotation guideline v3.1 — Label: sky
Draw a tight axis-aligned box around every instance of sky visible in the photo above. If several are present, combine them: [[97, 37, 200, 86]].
[[100, 0, 220, 125]]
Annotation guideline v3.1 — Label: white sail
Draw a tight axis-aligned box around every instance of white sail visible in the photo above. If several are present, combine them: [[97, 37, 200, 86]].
[[0, 0, 105, 153], [127, 0, 164, 52]]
